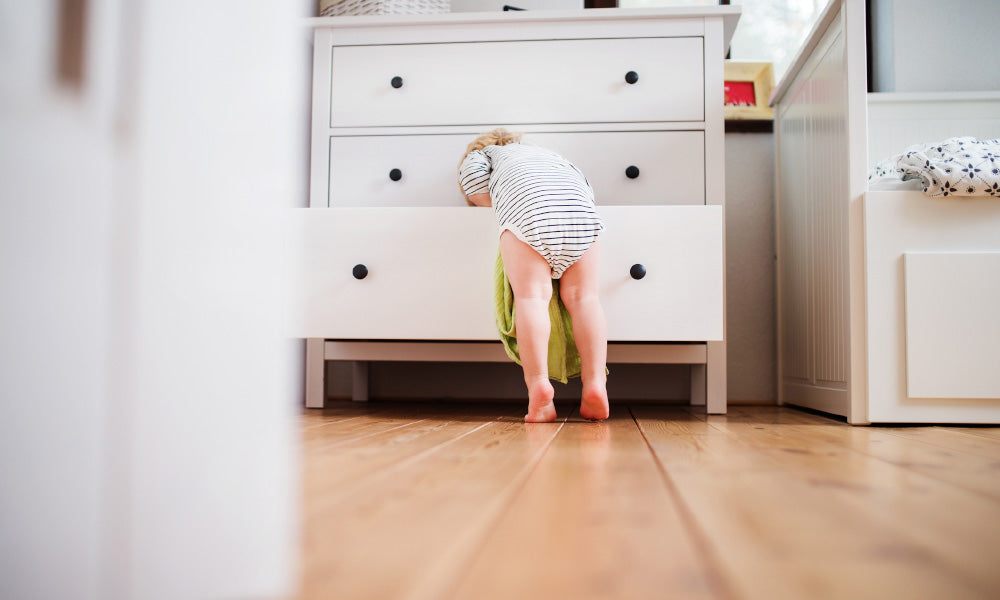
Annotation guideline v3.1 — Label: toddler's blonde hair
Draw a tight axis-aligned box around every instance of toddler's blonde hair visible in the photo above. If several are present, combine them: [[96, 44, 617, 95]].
[[463, 127, 522, 155], [458, 128, 522, 205]]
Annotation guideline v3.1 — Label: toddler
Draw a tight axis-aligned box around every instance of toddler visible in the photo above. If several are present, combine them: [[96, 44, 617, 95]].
[[458, 129, 609, 422]]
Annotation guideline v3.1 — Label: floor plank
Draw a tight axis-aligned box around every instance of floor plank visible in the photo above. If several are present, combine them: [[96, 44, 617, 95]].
[[719, 409, 1000, 592], [304, 406, 515, 518], [301, 403, 383, 430], [882, 425, 1000, 459], [634, 405, 999, 599], [949, 426, 1000, 442], [750, 426, 1000, 595], [858, 427, 1000, 501], [302, 405, 430, 450], [450, 406, 725, 600], [300, 406, 565, 600], [298, 403, 1000, 600]]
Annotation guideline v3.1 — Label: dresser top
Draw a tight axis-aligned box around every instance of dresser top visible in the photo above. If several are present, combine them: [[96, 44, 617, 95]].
[[306, 7, 741, 54]]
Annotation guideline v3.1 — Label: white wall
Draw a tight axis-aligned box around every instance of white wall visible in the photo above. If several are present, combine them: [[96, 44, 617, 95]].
[[724, 132, 777, 403], [1, 84, 115, 600], [869, 0, 1000, 93], [325, 132, 778, 404], [0, 1, 307, 598]]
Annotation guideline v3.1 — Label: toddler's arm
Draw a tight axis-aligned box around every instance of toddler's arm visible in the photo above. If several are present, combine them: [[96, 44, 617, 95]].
[[459, 150, 492, 206], [466, 192, 492, 207]]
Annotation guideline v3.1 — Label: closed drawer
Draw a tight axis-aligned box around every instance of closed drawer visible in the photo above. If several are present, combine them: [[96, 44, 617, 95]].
[[295, 206, 723, 341], [329, 37, 704, 127], [328, 131, 705, 207]]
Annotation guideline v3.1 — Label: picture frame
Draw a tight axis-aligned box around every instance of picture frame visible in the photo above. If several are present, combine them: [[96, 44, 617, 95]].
[[723, 61, 774, 121]]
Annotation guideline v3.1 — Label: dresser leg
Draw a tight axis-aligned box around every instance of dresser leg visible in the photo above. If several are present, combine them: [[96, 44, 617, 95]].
[[706, 340, 727, 414], [352, 361, 369, 402], [690, 364, 707, 406], [305, 338, 326, 409]]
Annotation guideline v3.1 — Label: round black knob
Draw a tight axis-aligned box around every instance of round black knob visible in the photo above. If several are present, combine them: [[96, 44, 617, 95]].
[[629, 264, 646, 280], [625, 71, 639, 85], [625, 165, 640, 179], [390, 76, 403, 89], [389, 168, 402, 181], [352, 264, 368, 280]]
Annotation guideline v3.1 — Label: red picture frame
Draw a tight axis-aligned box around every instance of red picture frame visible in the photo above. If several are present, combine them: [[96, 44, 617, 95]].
[[723, 62, 774, 121], [724, 80, 756, 106]]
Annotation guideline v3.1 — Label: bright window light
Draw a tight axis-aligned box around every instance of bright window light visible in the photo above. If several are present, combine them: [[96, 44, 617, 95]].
[[620, 0, 828, 82]]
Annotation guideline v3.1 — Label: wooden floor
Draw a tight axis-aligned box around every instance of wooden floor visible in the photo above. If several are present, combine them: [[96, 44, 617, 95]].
[[298, 403, 1000, 600]]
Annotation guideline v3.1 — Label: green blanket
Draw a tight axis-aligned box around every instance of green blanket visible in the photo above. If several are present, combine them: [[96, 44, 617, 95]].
[[494, 250, 581, 384]]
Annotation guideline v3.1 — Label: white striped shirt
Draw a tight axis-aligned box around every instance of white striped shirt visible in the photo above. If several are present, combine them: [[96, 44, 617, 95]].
[[459, 143, 604, 279]]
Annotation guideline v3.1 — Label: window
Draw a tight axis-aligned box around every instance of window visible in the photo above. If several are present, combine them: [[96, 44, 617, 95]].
[[620, 0, 827, 82]]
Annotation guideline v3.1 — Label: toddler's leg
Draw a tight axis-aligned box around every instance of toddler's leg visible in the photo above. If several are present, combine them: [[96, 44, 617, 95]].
[[559, 241, 609, 420], [499, 231, 556, 423]]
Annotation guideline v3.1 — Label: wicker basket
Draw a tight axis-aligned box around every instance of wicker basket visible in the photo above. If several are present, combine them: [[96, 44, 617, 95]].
[[319, 0, 450, 16]]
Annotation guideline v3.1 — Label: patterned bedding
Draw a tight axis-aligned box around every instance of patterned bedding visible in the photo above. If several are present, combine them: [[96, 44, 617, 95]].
[[869, 137, 1000, 197]]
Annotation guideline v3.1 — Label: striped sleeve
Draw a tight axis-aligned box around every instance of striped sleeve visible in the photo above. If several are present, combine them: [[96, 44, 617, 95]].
[[459, 150, 491, 196]]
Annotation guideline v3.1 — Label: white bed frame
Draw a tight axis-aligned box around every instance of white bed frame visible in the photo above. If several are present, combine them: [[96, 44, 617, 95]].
[[771, 0, 1000, 424]]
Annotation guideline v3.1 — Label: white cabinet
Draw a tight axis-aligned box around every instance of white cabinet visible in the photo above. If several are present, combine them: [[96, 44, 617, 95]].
[[303, 7, 740, 410]]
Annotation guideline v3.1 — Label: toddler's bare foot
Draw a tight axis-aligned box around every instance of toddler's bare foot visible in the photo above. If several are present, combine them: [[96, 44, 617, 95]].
[[580, 384, 609, 421], [525, 378, 556, 423]]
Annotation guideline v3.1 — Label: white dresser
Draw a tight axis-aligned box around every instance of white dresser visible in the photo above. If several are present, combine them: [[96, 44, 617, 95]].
[[300, 7, 740, 411]]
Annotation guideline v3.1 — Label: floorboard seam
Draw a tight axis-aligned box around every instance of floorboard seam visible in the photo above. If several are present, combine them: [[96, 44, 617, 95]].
[[301, 412, 376, 431], [795, 432, 1000, 595], [829, 429, 1000, 505], [307, 419, 497, 513], [404, 415, 571, 600], [945, 428, 1000, 443], [306, 419, 427, 452], [882, 427, 1000, 457], [629, 405, 738, 600]]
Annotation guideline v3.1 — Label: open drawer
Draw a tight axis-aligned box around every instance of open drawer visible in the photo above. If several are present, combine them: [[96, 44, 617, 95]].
[[294, 206, 723, 342]]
